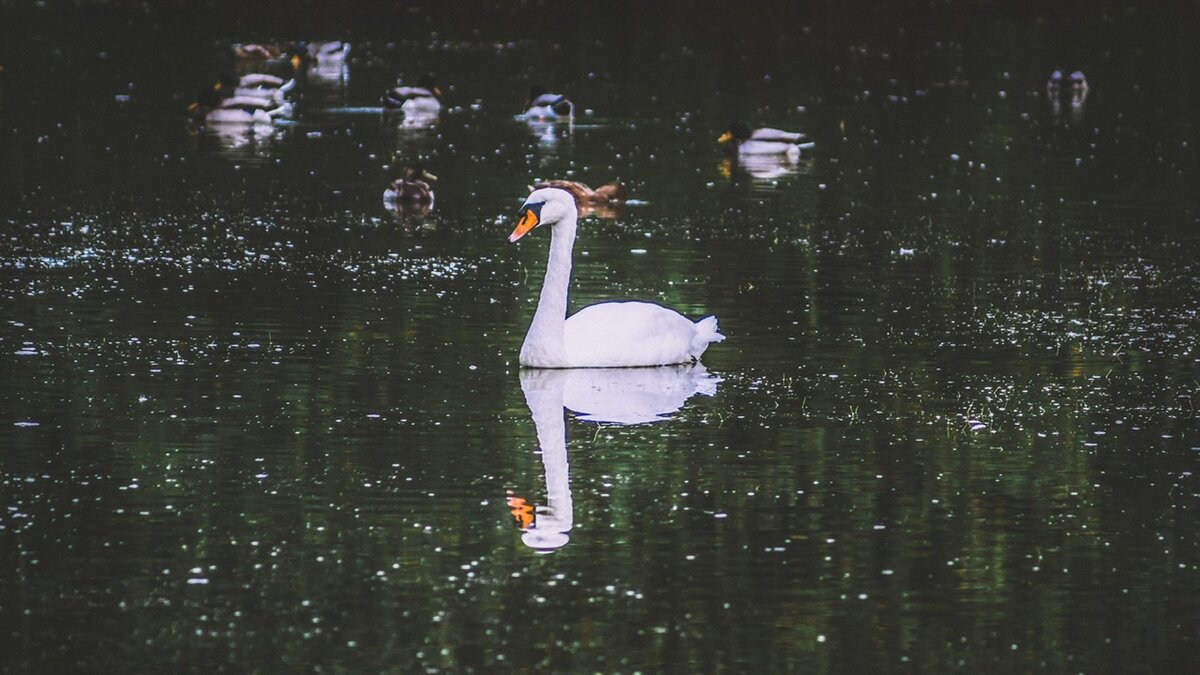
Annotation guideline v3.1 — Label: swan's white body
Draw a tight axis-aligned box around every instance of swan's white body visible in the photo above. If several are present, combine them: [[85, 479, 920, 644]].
[[511, 187, 724, 368]]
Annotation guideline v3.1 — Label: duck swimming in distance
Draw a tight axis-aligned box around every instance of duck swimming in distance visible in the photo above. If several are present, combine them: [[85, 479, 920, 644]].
[[524, 85, 574, 120], [189, 87, 287, 125], [231, 43, 306, 73], [508, 186, 724, 368], [382, 75, 442, 115], [719, 122, 814, 159], [532, 180, 623, 218], [216, 72, 295, 101], [307, 41, 349, 66], [383, 165, 436, 210]]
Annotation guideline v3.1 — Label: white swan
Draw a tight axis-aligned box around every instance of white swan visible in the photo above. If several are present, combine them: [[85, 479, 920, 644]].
[[508, 186, 725, 368]]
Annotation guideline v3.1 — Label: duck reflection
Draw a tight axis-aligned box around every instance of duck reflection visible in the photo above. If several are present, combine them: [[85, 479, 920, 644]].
[[1046, 69, 1088, 123], [508, 365, 720, 552], [197, 122, 280, 154], [526, 119, 572, 159], [720, 154, 808, 184], [307, 41, 350, 85]]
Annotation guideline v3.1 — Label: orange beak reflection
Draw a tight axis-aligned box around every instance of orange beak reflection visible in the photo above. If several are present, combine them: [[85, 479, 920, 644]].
[[508, 208, 539, 243], [507, 494, 534, 529], [717, 131, 733, 144]]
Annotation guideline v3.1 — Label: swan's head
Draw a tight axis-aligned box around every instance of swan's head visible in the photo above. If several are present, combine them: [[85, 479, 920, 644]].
[[508, 187, 578, 243]]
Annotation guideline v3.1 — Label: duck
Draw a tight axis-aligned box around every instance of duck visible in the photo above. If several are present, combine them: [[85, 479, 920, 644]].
[[231, 43, 307, 74], [1046, 69, 1088, 95], [216, 72, 295, 104], [508, 186, 725, 368], [382, 75, 442, 115], [1068, 70, 1088, 95], [189, 87, 287, 125], [719, 122, 814, 159], [306, 41, 349, 66], [383, 165, 436, 209], [232, 43, 282, 60], [524, 85, 574, 120], [532, 180, 624, 218]]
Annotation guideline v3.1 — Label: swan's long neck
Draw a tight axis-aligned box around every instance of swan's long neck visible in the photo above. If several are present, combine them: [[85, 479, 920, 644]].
[[521, 210, 577, 366]]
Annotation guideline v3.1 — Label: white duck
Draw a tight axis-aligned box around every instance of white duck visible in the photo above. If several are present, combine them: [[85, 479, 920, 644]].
[[216, 73, 295, 104], [719, 122, 814, 160], [382, 75, 442, 116], [508, 186, 725, 368], [524, 85, 574, 120]]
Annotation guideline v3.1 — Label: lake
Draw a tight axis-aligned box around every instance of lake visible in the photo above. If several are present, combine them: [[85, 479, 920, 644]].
[[1, 1, 1198, 671]]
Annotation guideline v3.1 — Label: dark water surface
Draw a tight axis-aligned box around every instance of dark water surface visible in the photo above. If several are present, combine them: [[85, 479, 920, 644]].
[[2, 1, 1199, 671]]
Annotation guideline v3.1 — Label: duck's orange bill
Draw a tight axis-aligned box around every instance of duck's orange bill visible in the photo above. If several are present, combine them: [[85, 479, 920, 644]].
[[508, 208, 539, 242], [717, 131, 733, 143]]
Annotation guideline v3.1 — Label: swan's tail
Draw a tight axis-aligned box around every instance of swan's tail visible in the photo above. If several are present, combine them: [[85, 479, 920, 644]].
[[691, 315, 726, 357]]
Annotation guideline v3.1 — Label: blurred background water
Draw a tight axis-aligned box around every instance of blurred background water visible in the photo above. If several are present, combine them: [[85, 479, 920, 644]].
[[1, 0, 1198, 671]]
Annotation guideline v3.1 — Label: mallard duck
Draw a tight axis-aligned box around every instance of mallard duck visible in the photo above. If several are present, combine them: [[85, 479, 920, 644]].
[[719, 122, 814, 158], [216, 73, 294, 103], [382, 75, 442, 115], [524, 85, 573, 120], [508, 186, 724, 368], [231, 44, 307, 74], [1047, 69, 1088, 95], [307, 41, 349, 65], [383, 165, 437, 208], [532, 180, 624, 218], [189, 87, 287, 125], [232, 43, 281, 60]]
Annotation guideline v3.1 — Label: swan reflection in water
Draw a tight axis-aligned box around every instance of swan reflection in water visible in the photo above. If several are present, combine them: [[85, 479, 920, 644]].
[[508, 365, 721, 552]]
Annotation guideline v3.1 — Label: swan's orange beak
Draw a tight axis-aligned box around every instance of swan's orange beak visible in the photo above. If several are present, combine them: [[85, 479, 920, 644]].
[[508, 208, 539, 243], [717, 131, 733, 144]]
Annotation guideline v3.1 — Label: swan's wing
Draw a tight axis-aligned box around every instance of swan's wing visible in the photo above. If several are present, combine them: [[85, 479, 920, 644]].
[[749, 127, 805, 142], [564, 301, 702, 367]]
